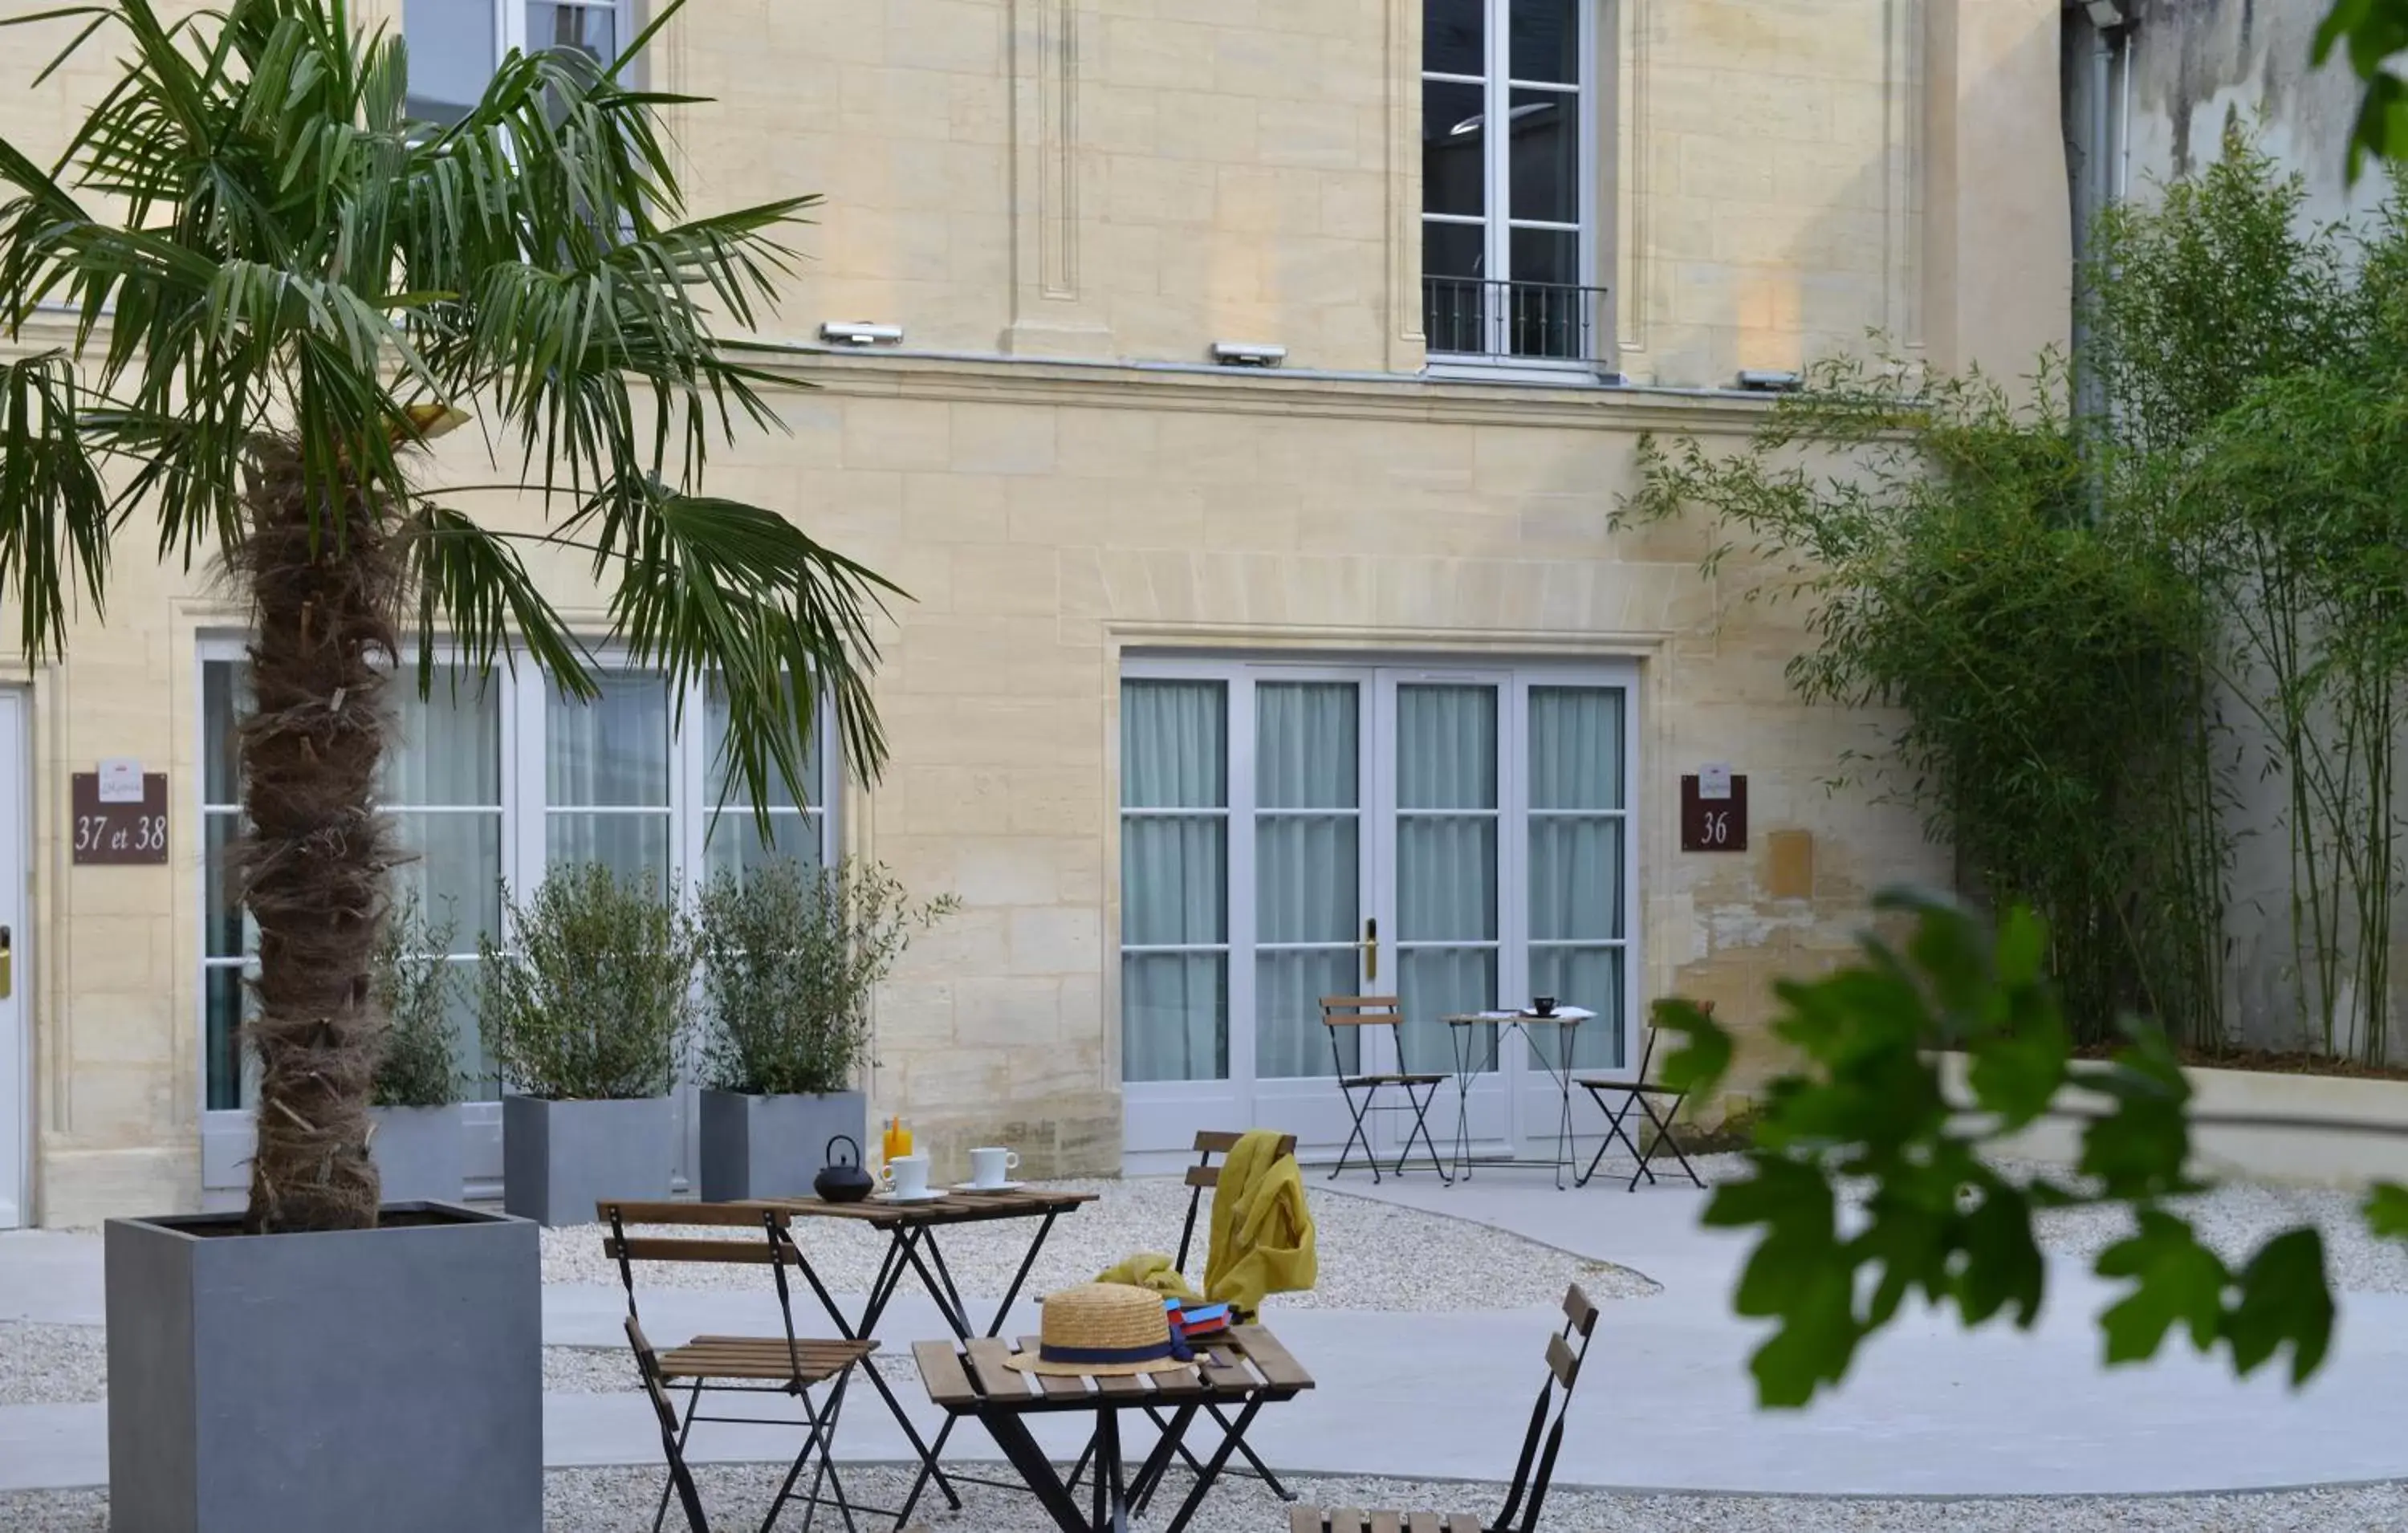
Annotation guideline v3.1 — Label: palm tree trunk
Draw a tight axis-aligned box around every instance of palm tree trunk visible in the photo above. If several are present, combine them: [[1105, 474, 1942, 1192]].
[[234, 439, 400, 1233]]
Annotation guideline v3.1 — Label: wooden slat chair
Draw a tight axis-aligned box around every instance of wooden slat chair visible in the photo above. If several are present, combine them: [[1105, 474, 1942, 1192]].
[[1572, 1004, 1708, 1192], [1320, 996, 1450, 1183], [600, 1200, 878, 1533], [1287, 1284, 1600, 1533]]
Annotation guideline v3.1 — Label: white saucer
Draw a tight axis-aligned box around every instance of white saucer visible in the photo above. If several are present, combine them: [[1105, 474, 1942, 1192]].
[[873, 1189, 947, 1204], [953, 1180, 1024, 1193]]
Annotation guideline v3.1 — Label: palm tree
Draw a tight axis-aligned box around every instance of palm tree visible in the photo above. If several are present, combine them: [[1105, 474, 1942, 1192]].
[[0, 0, 894, 1233]]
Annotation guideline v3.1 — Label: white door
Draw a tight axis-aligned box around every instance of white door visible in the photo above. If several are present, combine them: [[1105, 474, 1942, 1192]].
[[0, 692, 27, 1228], [1119, 660, 1638, 1170]]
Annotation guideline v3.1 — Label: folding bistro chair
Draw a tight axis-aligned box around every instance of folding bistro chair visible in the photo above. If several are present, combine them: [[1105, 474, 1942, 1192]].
[[1573, 1003, 1708, 1192], [1287, 1283, 1599, 1533], [1320, 996, 1450, 1184], [600, 1201, 879, 1533]]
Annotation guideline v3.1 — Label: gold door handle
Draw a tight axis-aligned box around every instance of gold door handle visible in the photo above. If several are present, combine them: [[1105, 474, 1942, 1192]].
[[2, 924, 14, 1000], [1361, 917, 1377, 982]]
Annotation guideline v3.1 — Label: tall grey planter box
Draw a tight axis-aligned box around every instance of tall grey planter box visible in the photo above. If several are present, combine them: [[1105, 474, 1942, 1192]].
[[370, 1106, 464, 1204], [502, 1094, 674, 1226], [698, 1089, 866, 1202], [105, 1204, 539, 1533]]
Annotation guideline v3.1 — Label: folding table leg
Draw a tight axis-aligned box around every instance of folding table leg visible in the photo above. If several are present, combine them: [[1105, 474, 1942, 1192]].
[[1219, 1402, 1296, 1501], [795, 1232, 961, 1520], [1157, 1396, 1265, 1533], [978, 1408, 1103, 1533], [1127, 1402, 1201, 1515]]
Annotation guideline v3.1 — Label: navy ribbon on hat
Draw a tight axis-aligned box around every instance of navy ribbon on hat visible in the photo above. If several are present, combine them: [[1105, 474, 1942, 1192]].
[[1039, 1332, 1191, 1366]]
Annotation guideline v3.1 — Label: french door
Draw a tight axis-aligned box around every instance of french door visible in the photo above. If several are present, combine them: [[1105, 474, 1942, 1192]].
[[1120, 658, 1637, 1166]]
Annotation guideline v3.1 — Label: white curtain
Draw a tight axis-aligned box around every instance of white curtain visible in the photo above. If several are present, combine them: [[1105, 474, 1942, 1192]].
[[1121, 681, 1229, 1083], [703, 674, 822, 879], [547, 672, 672, 893], [402, 0, 496, 124], [1255, 683, 1361, 1078], [1397, 686, 1499, 1071], [1528, 687, 1625, 1067], [384, 677, 506, 1094]]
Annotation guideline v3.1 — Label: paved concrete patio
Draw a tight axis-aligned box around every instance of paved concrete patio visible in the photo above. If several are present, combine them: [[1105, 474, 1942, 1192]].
[[4, 1173, 2407, 1498]]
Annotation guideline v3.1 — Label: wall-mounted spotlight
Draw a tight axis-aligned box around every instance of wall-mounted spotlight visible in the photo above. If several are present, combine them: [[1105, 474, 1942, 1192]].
[[1735, 369, 1804, 393], [1210, 340, 1287, 368], [820, 322, 904, 348]]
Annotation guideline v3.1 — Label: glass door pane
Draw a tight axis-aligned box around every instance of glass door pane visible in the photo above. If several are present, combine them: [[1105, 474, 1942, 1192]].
[[1394, 684, 1499, 1076], [545, 672, 673, 893], [1527, 686, 1626, 1067], [1121, 680, 1230, 1084], [1255, 682, 1363, 1079]]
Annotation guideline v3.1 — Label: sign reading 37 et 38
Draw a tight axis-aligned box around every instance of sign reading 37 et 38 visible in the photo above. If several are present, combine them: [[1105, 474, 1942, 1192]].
[[71, 771, 169, 864]]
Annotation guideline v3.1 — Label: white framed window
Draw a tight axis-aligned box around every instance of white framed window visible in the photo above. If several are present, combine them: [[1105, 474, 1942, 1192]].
[[1421, 0, 1602, 365], [1118, 657, 1640, 1163], [197, 644, 833, 1186], [405, 0, 637, 124]]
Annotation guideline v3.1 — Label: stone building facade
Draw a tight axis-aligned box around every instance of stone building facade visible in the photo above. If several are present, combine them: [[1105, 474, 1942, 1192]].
[[0, 0, 2069, 1226]]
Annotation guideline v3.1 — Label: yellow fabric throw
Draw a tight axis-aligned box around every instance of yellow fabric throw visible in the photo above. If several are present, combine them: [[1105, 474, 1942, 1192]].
[[1201, 1128, 1318, 1318], [1093, 1252, 1205, 1306]]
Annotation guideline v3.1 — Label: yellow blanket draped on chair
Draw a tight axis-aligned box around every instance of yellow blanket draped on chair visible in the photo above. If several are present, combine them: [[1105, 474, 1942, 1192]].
[[1096, 1128, 1318, 1319]]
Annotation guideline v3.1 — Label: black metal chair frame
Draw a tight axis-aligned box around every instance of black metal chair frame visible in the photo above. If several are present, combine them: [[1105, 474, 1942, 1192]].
[[1321, 995, 1451, 1184], [602, 1203, 873, 1533], [1573, 1020, 1706, 1192], [1289, 1283, 1598, 1533], [1066, 1129, 1303, 1516]]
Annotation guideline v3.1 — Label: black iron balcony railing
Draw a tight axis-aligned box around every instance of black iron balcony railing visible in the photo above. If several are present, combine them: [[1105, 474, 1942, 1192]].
[[1423, 276, 1609, 364]]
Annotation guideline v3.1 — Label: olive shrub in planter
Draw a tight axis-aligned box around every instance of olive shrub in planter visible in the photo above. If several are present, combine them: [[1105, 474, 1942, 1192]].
[[367, 893, 470, 1203], [697, 859, 959, 1199], [482, 863, 700, 1225]]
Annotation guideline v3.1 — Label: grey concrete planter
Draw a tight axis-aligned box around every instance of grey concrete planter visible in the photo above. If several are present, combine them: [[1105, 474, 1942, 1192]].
[[698, 1088, 867, 1201], [105, 1203, 539, 1533], [502, 1094, 674, 1226], [369, 1105, 464, 1205]]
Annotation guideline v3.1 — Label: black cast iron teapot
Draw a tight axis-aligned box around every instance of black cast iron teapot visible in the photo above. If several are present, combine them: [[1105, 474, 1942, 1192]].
[[814, 1134, 874, 1203]]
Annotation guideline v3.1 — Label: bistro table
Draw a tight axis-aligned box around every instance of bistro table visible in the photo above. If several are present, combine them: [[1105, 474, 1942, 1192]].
[[1442, 1007, 1596, 1190], [913, 1324, 1315, 1533], [755, 1188, 1098, 1524]]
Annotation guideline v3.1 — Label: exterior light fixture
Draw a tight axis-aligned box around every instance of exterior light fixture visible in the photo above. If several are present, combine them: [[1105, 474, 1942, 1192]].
[[1735, 369, 1803, 392], [2082, 1, 2126, 29], [820, 321, 904, 347], [1210, 341, 1287, 368]]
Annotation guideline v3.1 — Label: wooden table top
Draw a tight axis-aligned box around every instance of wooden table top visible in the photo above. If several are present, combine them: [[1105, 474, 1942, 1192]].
[[914, 1324, 1313, 1417], [750, 1186, 1099, 1228]]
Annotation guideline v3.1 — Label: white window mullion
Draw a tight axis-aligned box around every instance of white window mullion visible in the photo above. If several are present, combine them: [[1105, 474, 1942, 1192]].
[[1228, 671, 1260, 1102]]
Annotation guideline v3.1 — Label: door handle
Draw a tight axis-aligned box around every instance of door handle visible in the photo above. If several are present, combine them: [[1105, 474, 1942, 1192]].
[[1361, 917, 1377, 982], [2, 924, 14, 1000]]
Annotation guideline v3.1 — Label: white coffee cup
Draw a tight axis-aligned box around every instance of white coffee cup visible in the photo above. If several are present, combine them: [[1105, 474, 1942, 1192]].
[[968, 1146, 1021, 1189], [881, 1153, 931, 1199]]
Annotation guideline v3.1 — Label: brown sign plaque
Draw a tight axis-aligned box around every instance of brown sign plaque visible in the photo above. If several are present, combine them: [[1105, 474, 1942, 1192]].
[[71, 773, 169, 864], [1679, 773, 1748, 852]]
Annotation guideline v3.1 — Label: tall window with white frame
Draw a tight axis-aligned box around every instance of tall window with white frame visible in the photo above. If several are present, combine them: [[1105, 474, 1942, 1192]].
[[198, 655, 832, 1139], [404, 0, 630, 124], [1422, 0, 1596, 363]]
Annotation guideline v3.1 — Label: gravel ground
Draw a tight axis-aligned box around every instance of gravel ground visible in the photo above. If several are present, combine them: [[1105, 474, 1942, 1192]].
[[12, 1467, 2408, 1531], [543, 1177, 1656, 1312]]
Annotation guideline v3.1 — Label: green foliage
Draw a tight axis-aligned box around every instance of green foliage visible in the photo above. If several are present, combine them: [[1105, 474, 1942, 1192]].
[[1621, 362, 2220, 1047], [478, 862, 698, 1101], [1678, 892, 2345, 1409], [695, 858, 959, 1097], [0, 0, 899, 811], [2317, 0, 2408, 181], [368, 889, 465, 1110]]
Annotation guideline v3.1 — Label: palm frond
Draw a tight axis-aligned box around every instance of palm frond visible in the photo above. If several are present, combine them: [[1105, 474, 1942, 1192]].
[[0, 354, 118, 658]]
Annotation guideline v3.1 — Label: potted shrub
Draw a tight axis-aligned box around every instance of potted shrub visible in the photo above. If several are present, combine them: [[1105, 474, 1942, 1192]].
[[368, 893, 470, 1202], [696, 858, 960, 1199], [482, 863, 700, 1225]]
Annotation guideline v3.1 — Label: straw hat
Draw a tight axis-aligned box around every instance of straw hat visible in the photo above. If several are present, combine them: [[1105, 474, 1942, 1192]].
[[1005, 1283, 1193, 1376]]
